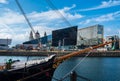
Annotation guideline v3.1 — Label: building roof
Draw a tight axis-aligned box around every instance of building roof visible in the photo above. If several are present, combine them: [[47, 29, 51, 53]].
[[23, 35, 52, 44]]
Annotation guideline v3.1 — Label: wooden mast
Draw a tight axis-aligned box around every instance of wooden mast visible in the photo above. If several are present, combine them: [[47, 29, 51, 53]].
[[54, 41, 115, 63]]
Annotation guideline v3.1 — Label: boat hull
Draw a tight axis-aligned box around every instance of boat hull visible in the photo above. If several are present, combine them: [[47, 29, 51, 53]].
[[0, 55, 56, 81]]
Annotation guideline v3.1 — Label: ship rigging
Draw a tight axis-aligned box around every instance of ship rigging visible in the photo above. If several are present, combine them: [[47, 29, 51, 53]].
[[0, 0, 116, 81]]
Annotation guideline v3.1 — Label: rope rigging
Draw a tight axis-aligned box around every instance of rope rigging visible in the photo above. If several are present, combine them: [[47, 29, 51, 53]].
[[15, 0, 42, 50], [45, 0, 72, 26], [15, 0, 36, 34], [14, 0, 116, 81], [61, 51, 91, 81], [52, 41, 115, 81], [52, 51, 91, 81], [15, 0, 42, 78]]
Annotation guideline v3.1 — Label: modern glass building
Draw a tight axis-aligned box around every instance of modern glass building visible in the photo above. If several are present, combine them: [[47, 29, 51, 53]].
[[52, 24, 104, 49], [52, 26, 78, 47], [77, 24, 104, 48], [22, 24, 104, 50], [23, 35, 49, 49]]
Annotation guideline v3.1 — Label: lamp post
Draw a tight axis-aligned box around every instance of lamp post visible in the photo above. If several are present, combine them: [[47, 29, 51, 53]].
[[7, 38, 8, 50], [62, 38, 67, 51], [118, 31, 120, 49], [58, 40, 61, 50], [62, 38, 65, 51]]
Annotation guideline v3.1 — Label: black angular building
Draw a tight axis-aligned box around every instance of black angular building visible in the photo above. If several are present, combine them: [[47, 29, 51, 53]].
[[52, 26, 78, 46]]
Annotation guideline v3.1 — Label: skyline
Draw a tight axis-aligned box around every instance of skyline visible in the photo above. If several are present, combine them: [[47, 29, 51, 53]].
[[0, 0, 120, 46]]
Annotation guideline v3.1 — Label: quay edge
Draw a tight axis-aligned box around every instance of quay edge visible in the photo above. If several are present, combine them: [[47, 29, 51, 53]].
[[0, 50, 120, 57]]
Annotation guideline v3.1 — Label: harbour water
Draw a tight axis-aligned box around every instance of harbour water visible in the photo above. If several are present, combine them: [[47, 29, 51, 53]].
[[52, 57, 120, 81], [0, 56, 120, 81]]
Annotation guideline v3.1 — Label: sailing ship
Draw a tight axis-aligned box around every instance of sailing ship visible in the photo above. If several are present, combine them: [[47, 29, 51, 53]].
[[0, 55, 56, 81], [0, 0, 115, 81], [0, 41, 114, 81]]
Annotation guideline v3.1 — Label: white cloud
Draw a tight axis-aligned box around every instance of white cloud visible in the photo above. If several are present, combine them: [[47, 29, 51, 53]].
[[11, 25, 54, 46], [0, 5, 83, 25], [75, 0, 120, 12], [0, 0, 8, 4], [0, 5, 84, 46], [106, 28, 112, 32], [0, 9, 25, 24], [13, 33, 29, 44], [60, 4, 76, 11], [0, 23, 14, 39], [0, 22, 31, 46], [28, 4, 83, 23], [104, 27, 120, 36], [79, 11, 120, 24], [0, 19, 54, 46], [118, 29, 120, 37], [59, 8, 83, 20]]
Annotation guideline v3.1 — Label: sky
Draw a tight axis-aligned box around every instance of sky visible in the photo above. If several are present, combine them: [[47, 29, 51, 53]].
[[0, 0, 120, 46]]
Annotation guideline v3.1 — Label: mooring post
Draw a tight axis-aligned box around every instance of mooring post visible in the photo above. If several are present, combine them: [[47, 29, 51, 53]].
[[70, 71, 77, 81]]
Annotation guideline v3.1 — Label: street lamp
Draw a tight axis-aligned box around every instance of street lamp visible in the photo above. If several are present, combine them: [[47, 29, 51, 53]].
[[118, 31, 120, 49], [58, 40, 61, 50], [7, 38, 8, 50], [62, 38, 67, 51]]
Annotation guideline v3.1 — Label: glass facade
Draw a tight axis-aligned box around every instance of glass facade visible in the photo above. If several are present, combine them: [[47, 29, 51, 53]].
[[52, 26, 78, 46], [23, 36, 48, 44]]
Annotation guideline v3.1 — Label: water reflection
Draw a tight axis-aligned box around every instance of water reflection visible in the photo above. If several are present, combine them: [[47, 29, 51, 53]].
[[53, 57, 120, 81]]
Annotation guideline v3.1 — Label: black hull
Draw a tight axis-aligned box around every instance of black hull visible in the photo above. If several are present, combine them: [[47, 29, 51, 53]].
[[0, 55, 56, 81]]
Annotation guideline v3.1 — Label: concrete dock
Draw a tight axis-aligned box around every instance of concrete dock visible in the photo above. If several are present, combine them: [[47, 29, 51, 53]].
[[0, 50, 120, 57]]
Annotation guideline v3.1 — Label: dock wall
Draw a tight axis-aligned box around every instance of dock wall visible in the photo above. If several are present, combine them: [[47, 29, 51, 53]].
[[0, 51, 120, 57]]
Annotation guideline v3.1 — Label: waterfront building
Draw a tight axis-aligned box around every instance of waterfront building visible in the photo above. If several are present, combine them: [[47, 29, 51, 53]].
[[77, 24, 104, 48], [23, 33, 50, 50], [23, 24, 104, 50], [0, 39, 12, 50], [43, 32, 48, 45], [52, 24, 104, 50], [52, 26, 78, 50], [35, 31, 40, 39], [29, 31, 34, 41]]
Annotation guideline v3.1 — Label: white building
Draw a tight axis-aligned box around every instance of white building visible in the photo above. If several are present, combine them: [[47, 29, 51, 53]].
[[0, 39, 12, 50], [77, 24, 104, 47]]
